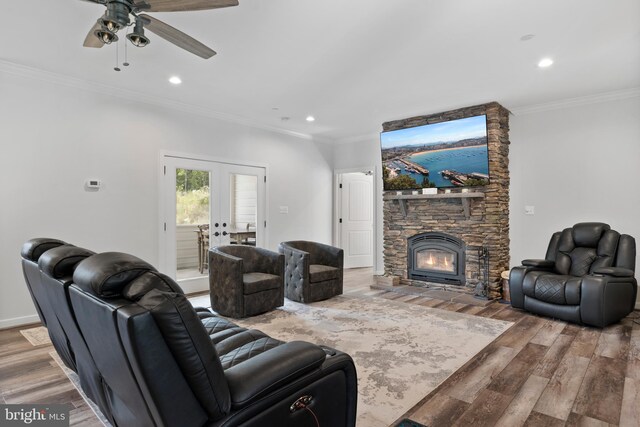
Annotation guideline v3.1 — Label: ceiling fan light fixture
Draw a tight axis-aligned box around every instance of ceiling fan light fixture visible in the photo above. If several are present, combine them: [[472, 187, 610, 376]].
[[100, 18, 121, 33], [127, 19, 150, 47], [99, 2, 131, 33], [95, 28, 119, 45]]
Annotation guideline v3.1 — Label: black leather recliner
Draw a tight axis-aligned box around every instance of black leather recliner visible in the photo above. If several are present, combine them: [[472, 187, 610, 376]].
[[37, 244, 115, 425], [21, 238, 79, 371], [22, 240, 358, 427], [20, 238, 67, 327], [510, 222, 637, 327]]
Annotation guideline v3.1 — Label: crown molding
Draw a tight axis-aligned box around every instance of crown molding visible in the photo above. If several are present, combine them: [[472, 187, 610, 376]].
[[0, 59, 325, 143], [510, 87, 640, 115]]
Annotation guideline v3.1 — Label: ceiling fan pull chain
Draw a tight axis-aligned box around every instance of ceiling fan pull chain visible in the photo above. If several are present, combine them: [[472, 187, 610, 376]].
[[114, 40, 121, 72], [123, 28, 130, 67]]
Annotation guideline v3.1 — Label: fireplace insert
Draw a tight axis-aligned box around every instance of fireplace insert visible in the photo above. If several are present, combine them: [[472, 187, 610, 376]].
[[407, 232, 465, 285]]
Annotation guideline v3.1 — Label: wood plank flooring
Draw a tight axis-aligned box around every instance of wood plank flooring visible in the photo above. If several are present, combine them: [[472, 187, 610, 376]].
[[1, 268, 638, 427], [0, 324, 103, 426]]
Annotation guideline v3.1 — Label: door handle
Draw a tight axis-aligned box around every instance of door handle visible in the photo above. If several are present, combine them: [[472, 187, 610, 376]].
[[214, 223, 219, 228], [222, 231, 228, 236], [222, 223, 227, 228], [214, 232, 220, 237]]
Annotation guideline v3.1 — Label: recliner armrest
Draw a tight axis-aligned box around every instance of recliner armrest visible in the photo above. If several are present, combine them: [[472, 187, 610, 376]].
[[224, 341, 327, 407], [521, 259, 554, 269], [592, 267, 635, 277]]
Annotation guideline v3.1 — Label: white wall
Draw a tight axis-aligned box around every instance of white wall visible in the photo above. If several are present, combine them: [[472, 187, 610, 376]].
[[333, 139, 384, 274], [510, 96, 640, 285], [0, 71, 334, 327]]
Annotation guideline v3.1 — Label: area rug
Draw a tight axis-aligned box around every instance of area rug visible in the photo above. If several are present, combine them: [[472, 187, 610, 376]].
[[20, 326, 51, 346], [229, 294, 513, 427]]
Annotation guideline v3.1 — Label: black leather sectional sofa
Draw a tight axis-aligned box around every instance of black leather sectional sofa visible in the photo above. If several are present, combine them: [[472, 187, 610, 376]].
[[21, 238, 358, 427]]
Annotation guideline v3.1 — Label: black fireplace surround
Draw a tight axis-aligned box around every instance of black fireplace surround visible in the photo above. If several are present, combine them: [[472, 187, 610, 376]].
[[407, 232, 466, 285]]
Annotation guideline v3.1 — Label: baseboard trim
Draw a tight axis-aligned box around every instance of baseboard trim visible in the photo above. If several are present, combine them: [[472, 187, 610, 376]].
[[636, 301, 640, 311], [0, 314, 41, 330]]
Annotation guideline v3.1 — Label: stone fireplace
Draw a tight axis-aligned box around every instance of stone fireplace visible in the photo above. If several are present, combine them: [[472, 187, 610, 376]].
[[382, 102, 510, 299], [407, 232, 465, 285]]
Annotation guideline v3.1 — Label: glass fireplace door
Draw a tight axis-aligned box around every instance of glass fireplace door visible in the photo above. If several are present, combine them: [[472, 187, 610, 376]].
[[415, 249, 456, 273]]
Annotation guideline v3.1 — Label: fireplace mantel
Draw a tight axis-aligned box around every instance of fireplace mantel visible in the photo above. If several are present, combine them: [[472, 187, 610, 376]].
[[383, 192, 485, 219]]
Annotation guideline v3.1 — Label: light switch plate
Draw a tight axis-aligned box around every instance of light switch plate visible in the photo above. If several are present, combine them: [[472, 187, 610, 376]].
[[524, 205, 535, 215], [279, 206, 289, 214]]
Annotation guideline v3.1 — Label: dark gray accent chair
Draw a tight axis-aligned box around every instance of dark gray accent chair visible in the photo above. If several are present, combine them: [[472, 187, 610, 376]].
[[209, 245, 284, 318], [278, 241, 344, 303], [510, 222, 637, 327]]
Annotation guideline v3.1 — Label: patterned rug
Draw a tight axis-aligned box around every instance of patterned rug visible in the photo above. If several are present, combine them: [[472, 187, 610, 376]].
[[21, 295, 512, 427], [20, 326, 51, 346], [224, 294, 513, 427]]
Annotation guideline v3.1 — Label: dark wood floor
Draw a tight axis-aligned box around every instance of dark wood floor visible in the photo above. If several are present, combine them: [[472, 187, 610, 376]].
[[1, 268, 638, 427], [0, 324, 103, 426]]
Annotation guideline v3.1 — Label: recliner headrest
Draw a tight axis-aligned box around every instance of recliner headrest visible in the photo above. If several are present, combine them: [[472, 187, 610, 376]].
[[572, 222, 610, 248], [38, 245, 95, 279], [122, 271, 184, 301], [73, 252, 156, 298], [21, 238, 67, 261]]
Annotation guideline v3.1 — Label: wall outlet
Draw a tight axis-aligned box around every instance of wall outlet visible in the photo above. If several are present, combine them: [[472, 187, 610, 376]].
[[524, 205, 535, 215], [279, 206, 289, 214]]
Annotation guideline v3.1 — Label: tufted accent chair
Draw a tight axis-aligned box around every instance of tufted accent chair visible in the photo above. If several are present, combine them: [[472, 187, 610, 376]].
[[510, 222, 637, 327], [278, 241, 344, 303], [209, 245, 284, 318]]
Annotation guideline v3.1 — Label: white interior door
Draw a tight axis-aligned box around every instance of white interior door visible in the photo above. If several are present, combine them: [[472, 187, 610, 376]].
[[161, 156, 266, 293], [339, 172, 374, 268]]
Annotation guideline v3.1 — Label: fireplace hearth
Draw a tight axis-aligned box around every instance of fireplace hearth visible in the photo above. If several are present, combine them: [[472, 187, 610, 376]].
[[407, 232, 465, 285]]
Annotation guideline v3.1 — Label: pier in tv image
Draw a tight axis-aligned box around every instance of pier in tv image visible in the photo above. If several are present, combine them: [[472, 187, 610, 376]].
[[381, 115, 490, 190]]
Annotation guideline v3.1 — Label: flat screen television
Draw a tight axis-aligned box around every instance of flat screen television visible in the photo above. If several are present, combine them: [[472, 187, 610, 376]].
[[381, 114, 490, 191]]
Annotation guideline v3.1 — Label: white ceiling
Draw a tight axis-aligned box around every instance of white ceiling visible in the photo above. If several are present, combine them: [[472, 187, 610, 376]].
[[2, 0, 639, 142]]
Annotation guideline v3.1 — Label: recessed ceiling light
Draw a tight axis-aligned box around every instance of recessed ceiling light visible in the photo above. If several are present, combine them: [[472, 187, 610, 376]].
[[537, 58, 553, 68], [169, 76, 182, 85], [306, 115, 316, 122], [520, 34, 535, 41], [281, 116, 290, 121]]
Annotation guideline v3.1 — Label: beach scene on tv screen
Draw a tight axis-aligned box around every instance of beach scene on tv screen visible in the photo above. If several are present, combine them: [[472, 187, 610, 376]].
[[381, 115, 490, 190]]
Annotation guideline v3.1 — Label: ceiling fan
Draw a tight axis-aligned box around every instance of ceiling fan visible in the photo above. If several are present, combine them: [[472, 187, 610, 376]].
[[81, 0, 239, 59]]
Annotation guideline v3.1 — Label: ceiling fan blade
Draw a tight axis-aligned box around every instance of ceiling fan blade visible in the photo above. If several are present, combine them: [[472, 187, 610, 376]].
[[83, 20, 104, 48], [133, 0, 238, 12], [139, 14, 216, 59]]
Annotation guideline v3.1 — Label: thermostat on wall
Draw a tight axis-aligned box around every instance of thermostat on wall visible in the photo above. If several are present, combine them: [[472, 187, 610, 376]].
[[85, 179, 102, 189]]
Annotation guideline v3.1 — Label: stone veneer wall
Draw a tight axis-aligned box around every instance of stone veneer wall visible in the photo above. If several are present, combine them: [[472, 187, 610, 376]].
[[382, 102, 510, 299]]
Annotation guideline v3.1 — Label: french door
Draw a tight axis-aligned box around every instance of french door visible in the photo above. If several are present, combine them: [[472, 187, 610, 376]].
[[161, 155, 266, 292]]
